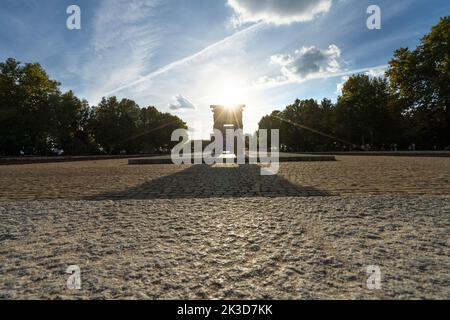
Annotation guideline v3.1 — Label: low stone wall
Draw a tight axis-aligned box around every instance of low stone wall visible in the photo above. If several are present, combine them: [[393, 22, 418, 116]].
[[128, 154, 336, 165], [0, 154, 161, 165], [311, 151, 450, 157]]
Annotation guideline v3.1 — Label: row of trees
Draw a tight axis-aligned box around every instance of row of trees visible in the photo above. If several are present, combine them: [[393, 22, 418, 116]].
[[0, 59, 186, 156], [259, 17, 450, 151], [1, 17, 448, 155]]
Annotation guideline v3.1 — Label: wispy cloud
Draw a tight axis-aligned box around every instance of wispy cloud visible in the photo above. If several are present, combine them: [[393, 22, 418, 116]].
[[103, 22, 266, 97], [365, 67, 387, 78], [77, 0, 162, 103]]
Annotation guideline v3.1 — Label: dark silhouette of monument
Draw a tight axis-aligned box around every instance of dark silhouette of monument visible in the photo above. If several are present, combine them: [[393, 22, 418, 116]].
[[211, 105, 245, 155]]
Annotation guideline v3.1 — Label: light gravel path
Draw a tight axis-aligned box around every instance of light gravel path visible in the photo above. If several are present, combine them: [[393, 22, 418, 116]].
[[1, 196, 449, 299], [1, 157, 449, 299]]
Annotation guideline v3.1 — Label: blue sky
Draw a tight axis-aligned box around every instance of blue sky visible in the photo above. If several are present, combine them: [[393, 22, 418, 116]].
[[1, 0, 449, 137]]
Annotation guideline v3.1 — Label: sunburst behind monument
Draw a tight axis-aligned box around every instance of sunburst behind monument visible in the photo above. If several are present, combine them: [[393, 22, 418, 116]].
[[210, 104, 245, 156]]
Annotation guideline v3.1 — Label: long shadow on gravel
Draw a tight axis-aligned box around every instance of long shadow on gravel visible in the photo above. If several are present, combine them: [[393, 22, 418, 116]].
[[87, 164, 330, 200]]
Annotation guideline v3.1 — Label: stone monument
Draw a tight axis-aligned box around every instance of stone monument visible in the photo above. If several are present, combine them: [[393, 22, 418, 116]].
[[210, 105, 245, 155]]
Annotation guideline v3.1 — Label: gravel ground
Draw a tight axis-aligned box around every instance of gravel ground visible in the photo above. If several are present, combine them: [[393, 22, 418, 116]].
[[1, 157, 449, 299], [1, 196, 449, 300], [0, 156, 449, 200]]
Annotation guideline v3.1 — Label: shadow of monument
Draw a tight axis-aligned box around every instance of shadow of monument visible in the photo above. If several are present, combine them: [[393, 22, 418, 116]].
[[88, 164, 330, 200]]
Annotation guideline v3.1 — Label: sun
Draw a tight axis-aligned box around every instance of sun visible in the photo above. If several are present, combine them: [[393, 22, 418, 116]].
[[210, 79, 247, 107]]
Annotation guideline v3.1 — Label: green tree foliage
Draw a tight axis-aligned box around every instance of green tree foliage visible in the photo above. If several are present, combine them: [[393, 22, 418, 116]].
[[90, 97, 142, 154], [1, 17, 448, 155], [387, 16, 450, 148], [138, 106, 188, 152], [0, 58, 59, 154], [335, 75, 395, 147], [259, 99, 336, 152], [49, 91, 95, 155], [89, 98, 187, 154], [0, 58, 187, 156], [259, 17, 450, 151]]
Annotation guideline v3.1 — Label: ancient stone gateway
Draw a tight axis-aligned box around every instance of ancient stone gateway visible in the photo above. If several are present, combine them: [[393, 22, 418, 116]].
[[210, 105, 245, 155]]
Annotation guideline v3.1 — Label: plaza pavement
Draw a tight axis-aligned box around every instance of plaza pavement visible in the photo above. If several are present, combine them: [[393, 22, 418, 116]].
[[0, 156, 449, 299]]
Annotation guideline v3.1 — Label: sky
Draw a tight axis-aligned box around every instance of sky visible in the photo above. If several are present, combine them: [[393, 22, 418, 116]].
[[1, 0, 449, 138]]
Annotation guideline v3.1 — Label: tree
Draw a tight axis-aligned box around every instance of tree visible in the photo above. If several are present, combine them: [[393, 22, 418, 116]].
[[258, 110, 285, 150], [90, 97, 142, 154], [0, 58, 189, 156], [0, 58, 60, 155], [387, 16, 450, 148], [282, 99, 329, 151], [137, 106, 187, 153], [0, 58, 23, 154], [153, 111, 187, 150], [334, 75, 394, 148], [258, 99, 337, 152], [50, 91, 95, 155]]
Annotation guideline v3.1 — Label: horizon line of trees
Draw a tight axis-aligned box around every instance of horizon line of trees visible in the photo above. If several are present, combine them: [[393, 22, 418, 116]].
[[259, 16, 450, 152], [1, 17, 449, 156], [0, 58, 187, 156]]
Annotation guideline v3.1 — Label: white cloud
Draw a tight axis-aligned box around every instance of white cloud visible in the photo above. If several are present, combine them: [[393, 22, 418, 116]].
[[168, 94, 197, 111], [251, 64, 390, 91], [336, 76, 349, 95], [265, 44, 341, 82], [227, 0, 333, 25]]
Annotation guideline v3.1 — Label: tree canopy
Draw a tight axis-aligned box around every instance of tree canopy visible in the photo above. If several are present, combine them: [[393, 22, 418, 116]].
[[0, 58, 187, 156], [1, 17, 448, 155], [386, 16, 450, 148], [258, 16, 450, 151]]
